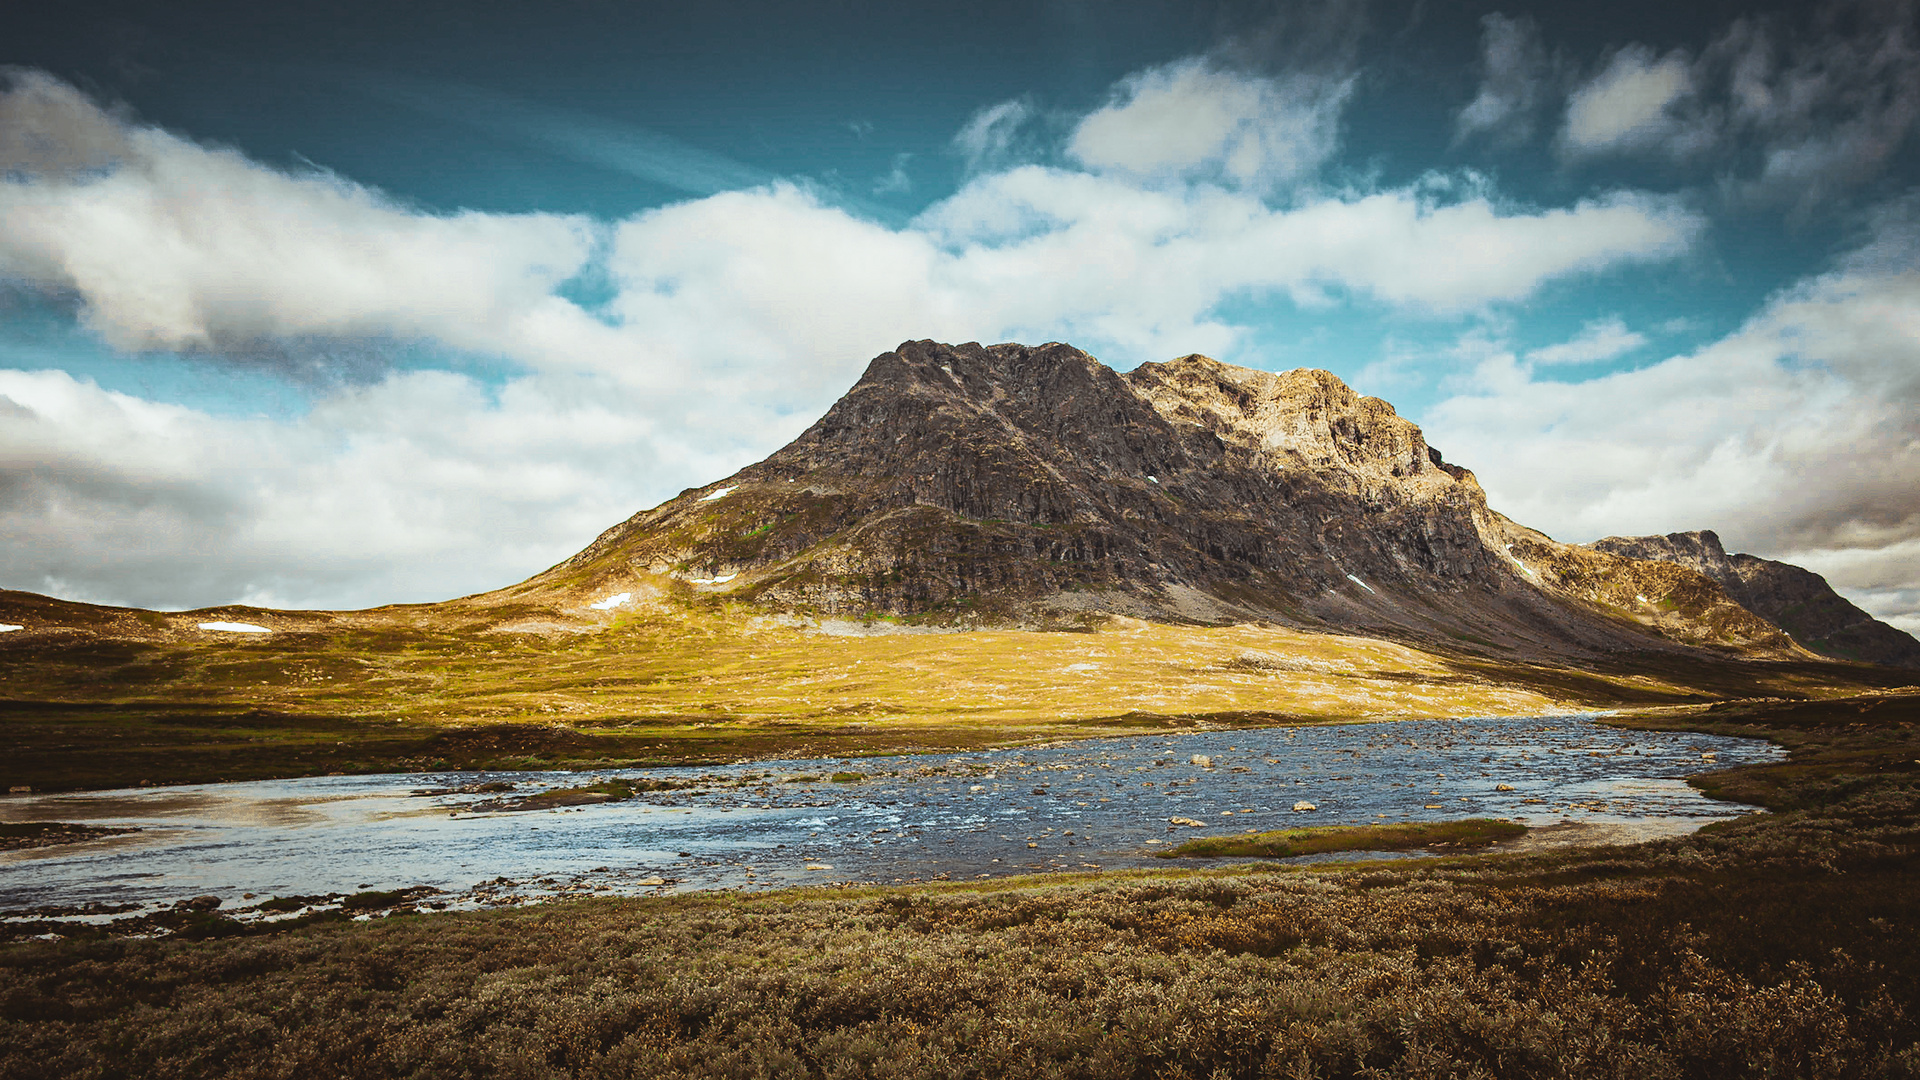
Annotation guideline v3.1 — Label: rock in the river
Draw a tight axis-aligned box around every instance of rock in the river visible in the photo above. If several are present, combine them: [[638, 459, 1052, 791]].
[[1292, 801, 1317, 812]]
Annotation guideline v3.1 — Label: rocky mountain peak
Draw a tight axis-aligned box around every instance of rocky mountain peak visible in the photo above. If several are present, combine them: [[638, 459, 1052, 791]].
[[1590, 530, 1740, 583], [533, 339, 1812, 662], [1591, 530, 1920, 668], [1126, 354, 1461, 497]]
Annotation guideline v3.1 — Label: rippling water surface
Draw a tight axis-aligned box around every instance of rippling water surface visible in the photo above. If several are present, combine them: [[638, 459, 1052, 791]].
[[0, 714, 1780, 912]]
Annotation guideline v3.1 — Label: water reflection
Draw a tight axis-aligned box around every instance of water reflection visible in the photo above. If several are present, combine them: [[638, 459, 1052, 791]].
[[0, 714, 1780, 914]]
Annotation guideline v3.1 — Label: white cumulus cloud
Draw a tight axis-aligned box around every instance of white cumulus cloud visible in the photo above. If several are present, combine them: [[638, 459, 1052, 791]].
[[1424, 226, 1920, 635], [0, 66, 1711, 609], [1561, 44, 1704, 158], [0, 363, 756, 610], [1066, 58, 1353, 192], [0, 72, 601, 363]]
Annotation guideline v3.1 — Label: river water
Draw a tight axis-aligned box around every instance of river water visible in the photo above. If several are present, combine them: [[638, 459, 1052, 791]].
[[0, 714, 1779, 916]]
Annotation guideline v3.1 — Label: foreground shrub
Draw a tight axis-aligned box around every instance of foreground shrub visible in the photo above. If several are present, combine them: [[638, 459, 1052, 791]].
[[4, 718, 1917, 1079]]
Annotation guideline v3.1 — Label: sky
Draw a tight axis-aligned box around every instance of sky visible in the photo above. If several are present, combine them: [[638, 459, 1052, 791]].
[[3, 0, 1919, 634]]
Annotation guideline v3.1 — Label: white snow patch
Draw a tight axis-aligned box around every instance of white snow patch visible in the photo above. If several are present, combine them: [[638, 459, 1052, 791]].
[[588, 592, 632, 611], [1636, 594, 1649, 604], [1147, 475, 1159, 483], [688, 573, 738, 586], [0, 624, 21, 633], [198, 621, 270, 633], [1504, 544, 1540, 580], [1344, 574, 1376, 594], [698, 486, 737, 503]]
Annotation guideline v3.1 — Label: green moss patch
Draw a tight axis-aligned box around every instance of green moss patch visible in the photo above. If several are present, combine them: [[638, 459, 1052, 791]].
[[1159, 818, 1527, 859], [339, 890, 410, 911]]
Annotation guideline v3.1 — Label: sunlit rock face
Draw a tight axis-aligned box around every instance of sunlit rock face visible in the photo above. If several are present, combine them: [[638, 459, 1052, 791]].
[[541, 340, 1804, 661], [1591, 530, 1920, 668]]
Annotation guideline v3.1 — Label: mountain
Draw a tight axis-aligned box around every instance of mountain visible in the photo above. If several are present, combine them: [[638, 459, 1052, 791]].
[[1590, 530, 1920, 668], [526, 340, 1805, 663], [6, 338, 1914, 792]]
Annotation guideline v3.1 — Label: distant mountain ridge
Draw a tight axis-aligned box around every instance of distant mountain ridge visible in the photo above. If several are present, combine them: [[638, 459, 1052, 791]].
[[1589, 530, 1920, 668], [531, 340, 1818, 664]]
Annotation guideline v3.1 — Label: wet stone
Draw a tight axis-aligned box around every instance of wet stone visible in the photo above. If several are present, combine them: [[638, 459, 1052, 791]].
[[0, 714, 1782, 918]]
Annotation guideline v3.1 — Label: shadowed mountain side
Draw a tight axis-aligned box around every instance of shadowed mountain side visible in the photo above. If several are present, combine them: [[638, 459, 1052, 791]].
[[1591, 530, 1920, 668], [525, 340, 1802, 663]]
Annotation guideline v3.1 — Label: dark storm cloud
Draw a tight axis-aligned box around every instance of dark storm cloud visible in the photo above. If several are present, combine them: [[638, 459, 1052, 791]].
[[1548, 0, 1920, 214], [0, 459, 239, 531]]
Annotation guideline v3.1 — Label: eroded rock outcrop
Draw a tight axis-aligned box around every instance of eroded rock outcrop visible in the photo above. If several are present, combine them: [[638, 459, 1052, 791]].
[[1591, 531, 1920, 668]]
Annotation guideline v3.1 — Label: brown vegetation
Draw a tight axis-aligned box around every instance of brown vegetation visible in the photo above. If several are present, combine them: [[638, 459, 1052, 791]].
[[3, 591, 1907, 794], [1, 693, 1915, 1078]]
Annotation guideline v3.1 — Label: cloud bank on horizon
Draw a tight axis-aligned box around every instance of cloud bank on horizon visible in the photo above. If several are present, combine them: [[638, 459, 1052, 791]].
[[2, 0, 1919, 635]]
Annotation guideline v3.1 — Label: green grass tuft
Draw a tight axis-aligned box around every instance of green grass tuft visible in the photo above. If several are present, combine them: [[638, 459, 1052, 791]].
[[1160, 818, 1528, 859]]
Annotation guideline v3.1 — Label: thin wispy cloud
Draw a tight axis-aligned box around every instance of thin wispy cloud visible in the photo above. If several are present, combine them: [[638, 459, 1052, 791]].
[[1524, 316, 1647, 366], [953, 98, 1038, 174], [1455, 13, 1563, 146], [349, 72, 772, 197]]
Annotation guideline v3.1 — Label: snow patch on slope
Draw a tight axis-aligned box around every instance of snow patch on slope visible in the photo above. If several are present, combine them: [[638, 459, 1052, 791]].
[[1504, 544, 1540, 580]]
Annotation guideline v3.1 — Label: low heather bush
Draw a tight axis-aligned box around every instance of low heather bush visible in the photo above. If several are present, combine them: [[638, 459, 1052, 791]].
[[3, 752, 1915, 1077]]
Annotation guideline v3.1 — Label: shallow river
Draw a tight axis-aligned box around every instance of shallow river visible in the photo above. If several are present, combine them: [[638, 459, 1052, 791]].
[[1, 714, 1780, 914]]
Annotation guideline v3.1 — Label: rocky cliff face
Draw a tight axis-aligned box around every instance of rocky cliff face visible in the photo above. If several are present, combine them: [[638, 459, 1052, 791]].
[[1591, 531, 1920, 668], [532, 340, 1804, 661]]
